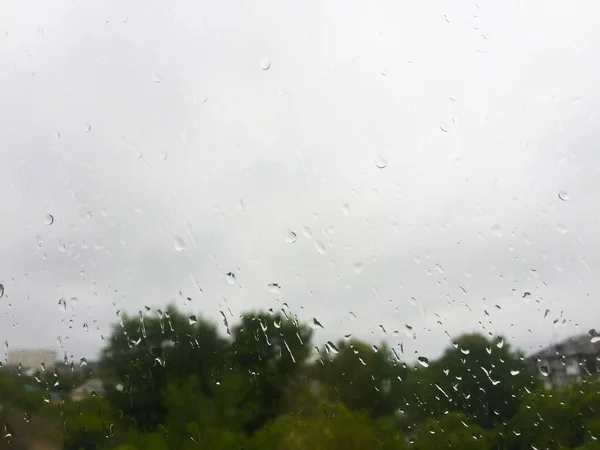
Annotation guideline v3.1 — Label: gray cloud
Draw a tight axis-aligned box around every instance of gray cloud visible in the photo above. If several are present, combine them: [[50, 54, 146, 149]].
[[1, 0, 599, 365]]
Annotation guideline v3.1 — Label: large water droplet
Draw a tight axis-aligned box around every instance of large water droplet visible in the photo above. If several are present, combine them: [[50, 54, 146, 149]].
[[0, 284, 4, 299], [173, 236, 186, 251], [80, 357, 88, 367], [314, 241, 326, 254], [375, 155, 388, 169], [286, 230, 297, 244], [188, 315, 197, 325], [539, 365, 549, 377], [510, 369, 520, 376], [45, 214, 54, 226], [417, 356, 430, 368], [58, 298, 66, 312], [226, 272, 236, 285], [558, 190, 569, 201], [312, 318, 324, 329], [556, 223, 568, 235], [268, 283, 281, 293], [260, 58, 271, 70], [491, 224, 502, 237]]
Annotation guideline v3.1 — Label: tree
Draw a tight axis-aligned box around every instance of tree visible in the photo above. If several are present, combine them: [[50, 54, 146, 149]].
[[503, 377, 600, 449], [403, 333, 537, 429], [412, 412, 491, 450], [250, 388, 406, 450], [100, 305, 229, 431], [313, 339, 407, 417], [231, 311, 313, 433]]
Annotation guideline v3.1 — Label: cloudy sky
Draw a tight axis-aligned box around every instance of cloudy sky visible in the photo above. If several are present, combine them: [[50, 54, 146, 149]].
[[0, 0, 599, 365]]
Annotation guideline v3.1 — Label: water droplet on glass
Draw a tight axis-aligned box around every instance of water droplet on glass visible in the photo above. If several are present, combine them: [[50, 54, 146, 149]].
[[226, 272, 236, 285], [311, 318, 324, 329], [286, 230, 297, 244], [314, 241, 326, 254], [0, 284, 4, 299], [80, 357, 88, 367], [353, 263, 364, 275], [491, 224, 503, 237], [417, 356, 430, 368], [496, 337, 504, 348], [510, 370, 521, 376], [45, 214, 54, 226], [58, 298, 66, 312], [188, 315, 197, 325], [173, 236, 186, 251], [558, 190, 569, 201], [539, 365, 549, 377], [160, 151, 168, 161], [556, 223, 568, 234], [375, 155, 388, 169], [260, 58, 271, 70], [85, 123, 92, 133], [342, 203, 350, 215], [69, 297, 78, 309], [303, 226, 313, 239], [268, 283, 281, 293]]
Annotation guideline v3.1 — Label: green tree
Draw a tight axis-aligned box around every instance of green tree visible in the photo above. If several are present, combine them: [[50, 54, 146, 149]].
[[403, 333, 536, 429], [313, 340, 407, 417], [251, 388, 406, 450], [232, 311, 313, 433], [99, 305, 229, 431], [413, 412, 493, 450]]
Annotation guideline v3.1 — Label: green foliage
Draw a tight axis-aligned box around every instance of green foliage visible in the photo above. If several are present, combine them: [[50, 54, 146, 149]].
[[403, 333, 537, 429], [313, 340, 407, 417], [99, 305, 229, 431], [231, 311, 313, 433], [411, 412, 491, 450], [503, 377, 600, 449], [251, 389, 405, 450]]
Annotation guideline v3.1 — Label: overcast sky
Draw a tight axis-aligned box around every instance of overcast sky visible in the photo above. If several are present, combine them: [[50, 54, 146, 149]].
[[1, 0, 599, 365]]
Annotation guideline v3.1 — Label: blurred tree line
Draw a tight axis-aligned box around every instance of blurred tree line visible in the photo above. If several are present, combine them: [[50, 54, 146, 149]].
[[1, 305, 599, 449]]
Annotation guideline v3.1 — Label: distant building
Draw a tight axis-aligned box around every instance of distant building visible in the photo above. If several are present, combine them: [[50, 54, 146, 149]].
[[526, 333, 600, 388], [71, 378, 105, 401], [7, 349, 56, 370]]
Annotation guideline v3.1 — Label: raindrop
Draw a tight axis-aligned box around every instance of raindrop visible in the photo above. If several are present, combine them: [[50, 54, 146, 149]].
[[314, 241, 326, 254], [69, 297, 78, 309], [260, 58, 271, 70], [522, 292, 531, 299], [558, 191, 569, 201], [556, 223, 568, 234], [353, 263, 364, 275], [45, 214, 54, 225], [0, 284, 4, 298], [326, 341, 339, 353], [510, 370, 521, 376], [303, 226, 313, 239], [460, 348, 470, 355], [491, 224, 503, 237], [85, 123, 91, 132], [160, 151, 169, 161], [495, 337, 504, 348], [80, 357, 88, 367], [417, 356, 430, 368], [348, 311, 356, 320], [226, 272, 236, 284], [312, 318, 324, 329], [268, 283, 281, 293], [57, 298, 66, 312], [342, 203, 350, 215], [188, 315, 197, 325], [173, 236, 186, 251], [375, 155, 388, 169], [539, 365, 549, 377], [286, 230, 297, 243]]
